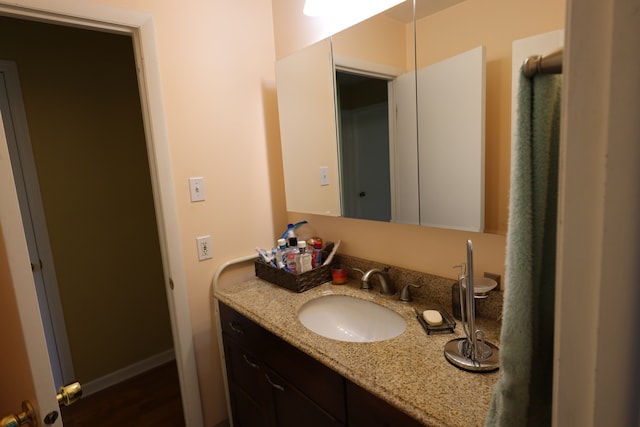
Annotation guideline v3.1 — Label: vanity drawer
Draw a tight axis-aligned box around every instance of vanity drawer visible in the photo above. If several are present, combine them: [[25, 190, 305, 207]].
[[263, 333, 346, 424], [219, 302, 269, 354]]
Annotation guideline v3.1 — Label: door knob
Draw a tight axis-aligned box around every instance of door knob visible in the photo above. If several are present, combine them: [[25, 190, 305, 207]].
[[1, 400, 37, 427], [56, 382, 82, 406], [1, 383, 82, 427]]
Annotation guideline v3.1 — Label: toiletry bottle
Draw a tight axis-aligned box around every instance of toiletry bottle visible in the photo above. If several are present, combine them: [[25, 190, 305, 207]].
[[276, 238, 287, 269], [312, 240, 323, 268], [296, 240, 312, 273], [282, 220, 308, 243], [286, 237, 299, 273], [283, 223, 297, 243], [280, 221, 307, 244]]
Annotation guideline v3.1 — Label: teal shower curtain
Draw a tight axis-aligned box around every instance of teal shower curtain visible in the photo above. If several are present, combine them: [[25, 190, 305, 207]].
[[485, 71, 562, 427]]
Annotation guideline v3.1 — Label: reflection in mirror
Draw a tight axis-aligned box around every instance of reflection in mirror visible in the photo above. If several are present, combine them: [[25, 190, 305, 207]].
[[336, 71, 391, 221], [332, 1, 486, 230], [417, 46, 486, 232], [331, 2, 419, 224], [275, 38, 341, 217]]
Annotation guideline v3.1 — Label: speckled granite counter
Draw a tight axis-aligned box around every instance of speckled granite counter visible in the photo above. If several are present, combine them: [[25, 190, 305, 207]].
[[215, 277, 501, 427]]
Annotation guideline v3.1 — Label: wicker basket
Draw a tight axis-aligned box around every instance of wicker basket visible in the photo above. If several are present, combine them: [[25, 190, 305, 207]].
[[254, 259, 332, 293]]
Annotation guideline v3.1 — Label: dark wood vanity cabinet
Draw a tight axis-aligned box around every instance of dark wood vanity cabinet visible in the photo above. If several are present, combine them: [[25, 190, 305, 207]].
[[345, 381, 425, 427], [219, 302, 424, 427], [219, 302, 346, 427]]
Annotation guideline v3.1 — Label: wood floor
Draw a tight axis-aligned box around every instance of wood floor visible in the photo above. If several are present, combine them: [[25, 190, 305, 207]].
[[60, 361, 185, 427]]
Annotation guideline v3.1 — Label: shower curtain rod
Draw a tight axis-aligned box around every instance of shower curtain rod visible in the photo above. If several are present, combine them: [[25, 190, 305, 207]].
[[522, 47, 563, 77]]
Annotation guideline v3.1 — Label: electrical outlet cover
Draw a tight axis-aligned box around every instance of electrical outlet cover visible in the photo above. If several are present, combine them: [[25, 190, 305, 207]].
[[196, 235, 212, 260]]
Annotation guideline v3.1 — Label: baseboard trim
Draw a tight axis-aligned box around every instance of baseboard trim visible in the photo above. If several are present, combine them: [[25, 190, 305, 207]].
[[82, 349, 175, 397]]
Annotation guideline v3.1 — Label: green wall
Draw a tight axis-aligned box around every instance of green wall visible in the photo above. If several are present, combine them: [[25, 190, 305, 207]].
[[0, 16, 173, 382]]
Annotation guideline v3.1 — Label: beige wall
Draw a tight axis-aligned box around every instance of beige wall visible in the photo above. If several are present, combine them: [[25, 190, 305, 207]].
[[273, 0, 564, 282], [0, 17, 173, 382]]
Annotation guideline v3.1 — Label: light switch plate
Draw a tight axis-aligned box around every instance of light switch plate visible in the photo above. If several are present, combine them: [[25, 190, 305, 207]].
[[319, 166, 329, 186], [189, 177, 205, 202]]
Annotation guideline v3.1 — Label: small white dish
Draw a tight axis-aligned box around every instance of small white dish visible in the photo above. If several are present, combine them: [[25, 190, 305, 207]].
[[462, 277, 498, 298]]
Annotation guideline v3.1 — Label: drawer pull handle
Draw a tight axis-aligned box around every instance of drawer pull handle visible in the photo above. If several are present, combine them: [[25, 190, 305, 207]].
[[242, 354, 260, 369], [265, 374, 285, 392], [228, 321, 245, 335]]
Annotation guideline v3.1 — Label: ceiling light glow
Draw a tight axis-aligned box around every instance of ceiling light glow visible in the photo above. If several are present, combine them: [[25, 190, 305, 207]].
[[303, 0, 404, 19]]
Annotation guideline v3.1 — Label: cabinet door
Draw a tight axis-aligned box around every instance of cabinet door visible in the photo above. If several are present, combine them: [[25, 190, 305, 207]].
[[228, 382, 272, 427], [265, 368, 343, 427], [346, 380, 424, 427], [222, 335, 274, 427], [264, 332, 346, 424]]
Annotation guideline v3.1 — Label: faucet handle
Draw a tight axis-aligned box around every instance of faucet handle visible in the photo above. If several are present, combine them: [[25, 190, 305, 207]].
[[399, 283, 421, 302]]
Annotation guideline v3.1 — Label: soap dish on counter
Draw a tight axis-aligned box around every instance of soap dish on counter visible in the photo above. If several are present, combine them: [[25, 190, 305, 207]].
[[461, 277, 498, 299], [415, 307, 456, 335]]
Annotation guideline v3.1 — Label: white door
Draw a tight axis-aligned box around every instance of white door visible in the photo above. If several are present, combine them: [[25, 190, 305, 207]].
[[0, 60, 74, 390], [0, 111, 63, 425]]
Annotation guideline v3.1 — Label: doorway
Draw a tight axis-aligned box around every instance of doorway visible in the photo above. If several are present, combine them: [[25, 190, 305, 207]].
[[0, 13, 179, 417], [0, 2, 203, 425], [336, 70, 392, 222]]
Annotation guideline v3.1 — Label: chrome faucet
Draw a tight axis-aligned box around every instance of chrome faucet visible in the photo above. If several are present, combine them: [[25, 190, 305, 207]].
[[354, 267, 395, 295]]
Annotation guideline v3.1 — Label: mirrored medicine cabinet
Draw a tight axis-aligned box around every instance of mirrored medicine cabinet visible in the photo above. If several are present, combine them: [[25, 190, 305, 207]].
[[275, 0, 485, 232]]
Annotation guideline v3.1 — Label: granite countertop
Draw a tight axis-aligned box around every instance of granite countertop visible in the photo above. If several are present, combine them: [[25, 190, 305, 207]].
[[214, 278, 501, 427]]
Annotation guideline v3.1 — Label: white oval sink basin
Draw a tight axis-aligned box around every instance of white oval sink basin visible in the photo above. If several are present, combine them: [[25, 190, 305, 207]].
[[298, 295, 406, 342]]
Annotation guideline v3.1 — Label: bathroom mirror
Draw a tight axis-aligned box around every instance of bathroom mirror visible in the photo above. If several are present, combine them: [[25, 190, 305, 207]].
[[275, 0, 485, 231]]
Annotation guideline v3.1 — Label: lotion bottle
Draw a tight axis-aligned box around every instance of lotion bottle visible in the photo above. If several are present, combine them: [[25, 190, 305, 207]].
[[296, 240, 312, 273]]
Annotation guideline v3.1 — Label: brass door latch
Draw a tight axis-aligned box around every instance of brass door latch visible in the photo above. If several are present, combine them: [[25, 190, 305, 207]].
[[1, 382, 82, 427], [1, 401, 37, 427], [56, 382, 82, 407]]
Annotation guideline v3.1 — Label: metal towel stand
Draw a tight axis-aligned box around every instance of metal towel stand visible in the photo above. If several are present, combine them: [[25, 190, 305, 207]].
[[444, 240, 500, 372]]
